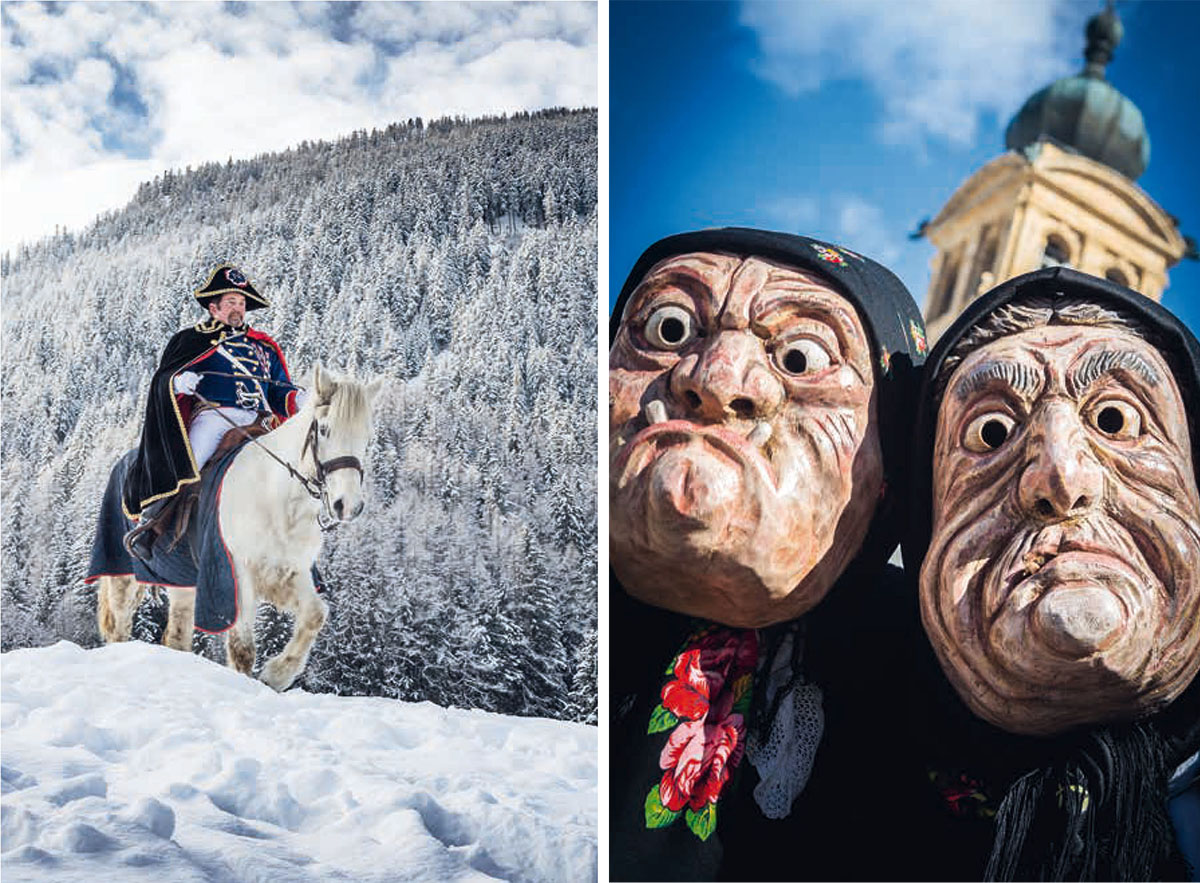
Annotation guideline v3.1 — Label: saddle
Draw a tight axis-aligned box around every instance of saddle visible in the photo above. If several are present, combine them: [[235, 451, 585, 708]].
[[125, 413, 276, 557], [171, 415, 276, 542]]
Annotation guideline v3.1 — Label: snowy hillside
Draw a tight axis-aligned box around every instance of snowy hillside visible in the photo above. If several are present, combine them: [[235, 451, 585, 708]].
[[1, 641, 597, 882], [1, 109, 597, 722]]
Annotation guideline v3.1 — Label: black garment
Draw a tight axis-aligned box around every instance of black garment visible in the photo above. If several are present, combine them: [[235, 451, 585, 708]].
[[609, 566, 925, 882], [899, 267, 1200, 881], [896, 641, 1199, 881], [610, 586, 720, 882], [610, 229, 929, 880]]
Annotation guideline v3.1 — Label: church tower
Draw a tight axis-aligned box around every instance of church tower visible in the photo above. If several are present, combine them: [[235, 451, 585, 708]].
[[921, 5, 1188, 342]]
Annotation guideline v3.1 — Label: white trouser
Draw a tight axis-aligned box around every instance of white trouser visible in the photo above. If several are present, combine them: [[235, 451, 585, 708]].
[[189, 406, 259, 471]]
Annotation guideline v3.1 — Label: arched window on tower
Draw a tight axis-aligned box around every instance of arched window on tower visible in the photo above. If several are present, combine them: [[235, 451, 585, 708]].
[[928, 252, 960, 321], [970, 230, 999, 297], [1105, 267, 1129, 288], [1042, 236, 1071, 268]]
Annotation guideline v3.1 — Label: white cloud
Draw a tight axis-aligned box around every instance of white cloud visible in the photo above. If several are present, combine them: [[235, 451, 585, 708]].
[[754, 195, 819, 233], [0, 1, 597, 253], [832, 194, 900, 264], [746, 191, 905, 270], [738, 0, 1079, 150]]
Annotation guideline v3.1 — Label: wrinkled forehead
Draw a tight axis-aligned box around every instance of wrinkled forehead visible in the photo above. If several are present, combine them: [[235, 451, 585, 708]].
[[623, 250, 864, 333], [942, 323, 1176, 407]]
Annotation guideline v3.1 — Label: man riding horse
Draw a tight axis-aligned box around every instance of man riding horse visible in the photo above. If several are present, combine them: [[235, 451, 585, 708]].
[[123, 264, 307, 557]]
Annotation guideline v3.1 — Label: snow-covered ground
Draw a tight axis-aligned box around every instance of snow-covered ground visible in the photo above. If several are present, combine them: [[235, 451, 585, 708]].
[[1, 641, 597, 882]]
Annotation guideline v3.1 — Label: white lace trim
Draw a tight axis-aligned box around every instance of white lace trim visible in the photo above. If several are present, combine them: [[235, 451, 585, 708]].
[[745, 631, 825, 820]]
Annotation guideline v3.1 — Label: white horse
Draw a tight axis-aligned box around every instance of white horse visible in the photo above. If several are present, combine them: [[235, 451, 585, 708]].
[[97, 364, 381, 691]]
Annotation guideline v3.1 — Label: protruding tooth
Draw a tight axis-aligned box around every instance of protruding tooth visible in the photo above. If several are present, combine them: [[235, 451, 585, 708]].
[[646, 399, 669, 425], [748, 422, 772, 447]]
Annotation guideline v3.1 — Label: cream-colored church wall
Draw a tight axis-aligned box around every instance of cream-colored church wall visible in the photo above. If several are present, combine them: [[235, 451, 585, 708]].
[[1026, 181, 1174, 273]]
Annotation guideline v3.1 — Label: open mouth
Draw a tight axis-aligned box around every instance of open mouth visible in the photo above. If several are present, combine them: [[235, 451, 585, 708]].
[[611, 399, 778, 490]]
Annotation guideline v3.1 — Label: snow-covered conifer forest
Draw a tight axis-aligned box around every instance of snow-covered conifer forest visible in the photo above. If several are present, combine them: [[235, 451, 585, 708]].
[[0, 109, 598, 725]]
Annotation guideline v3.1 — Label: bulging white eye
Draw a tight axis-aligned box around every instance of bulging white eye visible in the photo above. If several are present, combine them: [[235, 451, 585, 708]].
[[963, 412, 1017, 453], [773, 339, 832, 376], [1089, 400, 1142, 440], [644, 305, 696, 350]]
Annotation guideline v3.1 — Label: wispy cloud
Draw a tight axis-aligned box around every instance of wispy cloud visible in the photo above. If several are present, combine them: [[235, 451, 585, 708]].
[[753, 195, 819, 233], [832, 194, 900, 264], [0, 1, 597, 252], [737, 0, 1078, 150], [753, 192, 901, 264]]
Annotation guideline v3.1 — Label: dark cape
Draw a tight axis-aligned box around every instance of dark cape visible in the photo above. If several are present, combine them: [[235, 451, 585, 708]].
[[609, 229, 928, 880], [898, 267, 1200, 881], [122, 319, 291, 518]]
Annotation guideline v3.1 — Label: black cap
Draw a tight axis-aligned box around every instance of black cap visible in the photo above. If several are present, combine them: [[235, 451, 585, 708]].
[[612, 227, 929, 571], [193, 264, 269, 311]]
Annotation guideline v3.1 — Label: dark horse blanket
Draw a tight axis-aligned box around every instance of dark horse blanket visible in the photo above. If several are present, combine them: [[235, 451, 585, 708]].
[[86, 445, 247, 633]]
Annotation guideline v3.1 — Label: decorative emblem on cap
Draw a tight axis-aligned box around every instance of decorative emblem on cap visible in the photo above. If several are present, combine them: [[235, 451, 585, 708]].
[[226, 267, 248, 287], [879, 349, 892, 375], [810, 244, 847, 266], [910, 320, 928, 356]]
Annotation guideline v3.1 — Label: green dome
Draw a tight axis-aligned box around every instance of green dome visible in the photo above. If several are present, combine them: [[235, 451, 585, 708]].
[[1004, 7, 1149, 180]]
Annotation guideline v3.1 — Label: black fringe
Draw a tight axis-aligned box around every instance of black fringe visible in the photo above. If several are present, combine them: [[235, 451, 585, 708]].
[[984, 724, 1185, 881]]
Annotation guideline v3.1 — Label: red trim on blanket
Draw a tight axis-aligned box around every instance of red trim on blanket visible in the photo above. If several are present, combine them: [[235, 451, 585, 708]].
[[82, 572, 196, 590], [83, 572, 134, 584]]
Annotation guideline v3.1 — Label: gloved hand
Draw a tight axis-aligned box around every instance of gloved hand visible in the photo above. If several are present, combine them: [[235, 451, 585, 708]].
[[173, 371, 201, 395]]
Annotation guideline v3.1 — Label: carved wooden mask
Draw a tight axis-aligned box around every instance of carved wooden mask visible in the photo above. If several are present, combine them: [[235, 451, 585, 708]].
[[922, 322, 1200, 735], [610, 252, 884, 627]]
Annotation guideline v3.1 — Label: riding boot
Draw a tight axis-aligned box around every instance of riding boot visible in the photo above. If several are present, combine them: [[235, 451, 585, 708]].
[[123, 497, 170, 560]]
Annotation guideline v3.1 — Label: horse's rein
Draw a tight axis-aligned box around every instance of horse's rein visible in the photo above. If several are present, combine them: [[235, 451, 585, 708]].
[[189, 387, 362, 530]]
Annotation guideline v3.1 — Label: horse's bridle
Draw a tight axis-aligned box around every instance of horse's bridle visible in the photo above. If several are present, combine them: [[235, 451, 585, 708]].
[[301, 417, 364, 512], [191, 389, 365, 531]]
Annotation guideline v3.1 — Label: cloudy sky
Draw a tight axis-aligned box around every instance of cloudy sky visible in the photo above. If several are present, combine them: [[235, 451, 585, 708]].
[[611, 0, 1200, 330], [0, 1, 597, 253]]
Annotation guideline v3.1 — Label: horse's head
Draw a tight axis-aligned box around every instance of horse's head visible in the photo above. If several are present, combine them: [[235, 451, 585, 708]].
[[303, 363, 384, 523]]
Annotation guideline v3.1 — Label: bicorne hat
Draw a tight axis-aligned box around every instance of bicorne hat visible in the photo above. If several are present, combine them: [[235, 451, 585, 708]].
[[193, 264, 270, 311]]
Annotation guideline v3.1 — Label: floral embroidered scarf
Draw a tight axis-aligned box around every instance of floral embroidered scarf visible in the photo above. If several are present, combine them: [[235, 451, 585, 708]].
[[643, 625, 760, 842]]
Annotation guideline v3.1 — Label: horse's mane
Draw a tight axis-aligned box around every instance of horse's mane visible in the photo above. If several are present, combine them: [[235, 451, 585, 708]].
[[308, 371, 374, 426]]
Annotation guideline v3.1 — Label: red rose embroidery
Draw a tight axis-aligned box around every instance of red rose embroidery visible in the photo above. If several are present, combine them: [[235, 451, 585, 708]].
[[645, 627, 759, 839], [658, 692, 746, 811], [661, 630, 758, 721]]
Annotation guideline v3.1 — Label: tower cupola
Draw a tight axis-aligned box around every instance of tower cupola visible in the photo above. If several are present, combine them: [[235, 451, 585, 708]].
[[1005, 4, 1149, 180]]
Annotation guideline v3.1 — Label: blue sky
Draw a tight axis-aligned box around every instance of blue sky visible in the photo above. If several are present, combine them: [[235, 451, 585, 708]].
[[610, 0, 1200, 332], [1, 1, 597, 254]]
